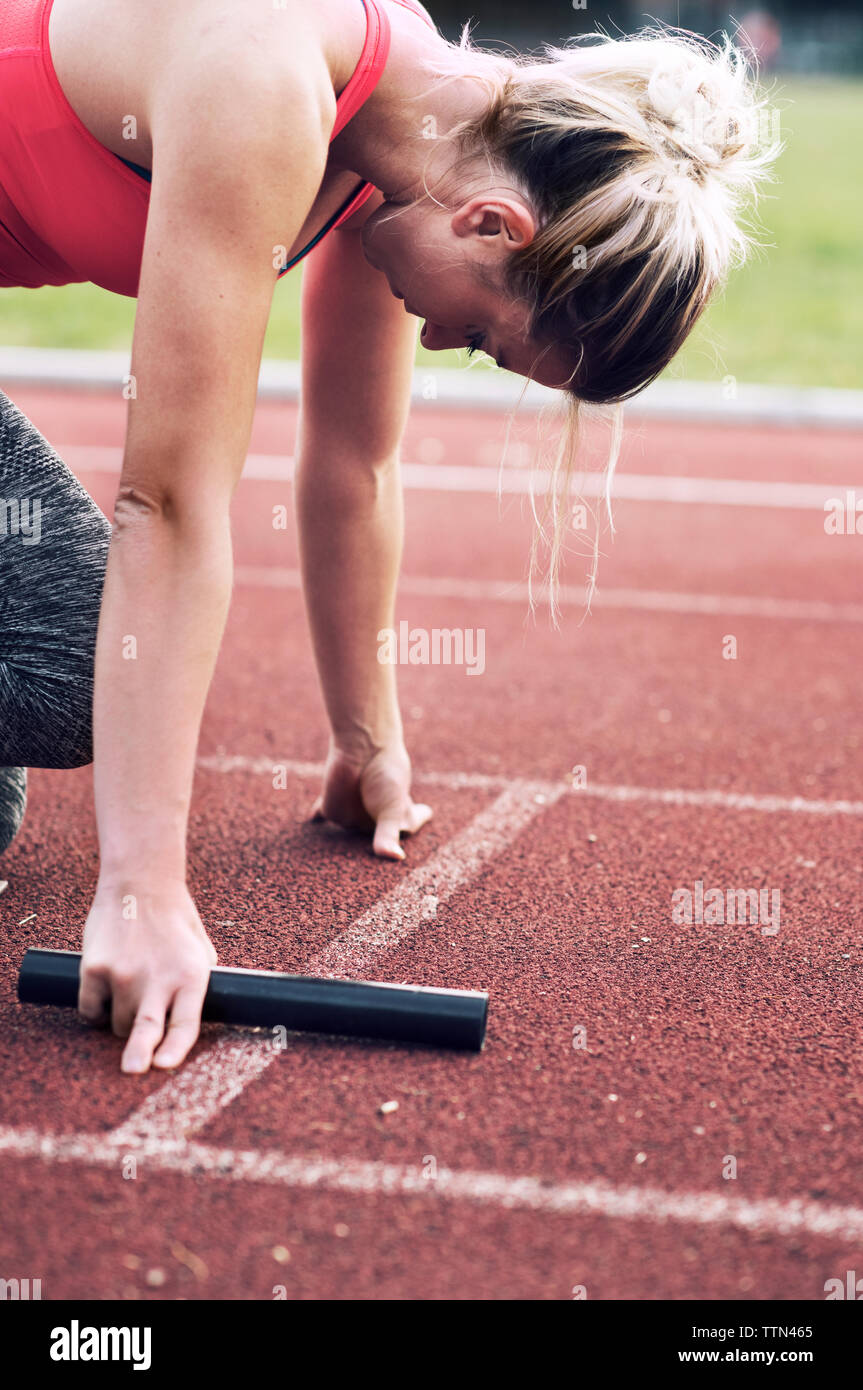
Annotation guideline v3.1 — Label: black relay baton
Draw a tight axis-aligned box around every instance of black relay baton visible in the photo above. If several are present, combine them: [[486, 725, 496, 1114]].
[[18, 948, 488, 1051]]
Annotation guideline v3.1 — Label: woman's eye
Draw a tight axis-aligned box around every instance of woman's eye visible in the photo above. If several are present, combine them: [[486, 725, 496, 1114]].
[[465, 332, 486, 357]]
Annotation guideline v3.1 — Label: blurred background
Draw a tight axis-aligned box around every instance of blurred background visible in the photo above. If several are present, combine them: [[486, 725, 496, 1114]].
[[2, 0, 858, 390]]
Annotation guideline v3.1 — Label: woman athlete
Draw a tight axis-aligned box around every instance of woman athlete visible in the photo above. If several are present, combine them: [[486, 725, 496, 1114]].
[[0, 0, 774, 1072]]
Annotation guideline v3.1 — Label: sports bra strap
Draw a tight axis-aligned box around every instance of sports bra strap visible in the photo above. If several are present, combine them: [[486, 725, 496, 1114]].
[[330, 0, 392, 142]]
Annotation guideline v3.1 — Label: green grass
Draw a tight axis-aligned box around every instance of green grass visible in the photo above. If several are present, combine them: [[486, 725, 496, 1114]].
[[669, 77, 863, 389], [2, 77, 860, 389]]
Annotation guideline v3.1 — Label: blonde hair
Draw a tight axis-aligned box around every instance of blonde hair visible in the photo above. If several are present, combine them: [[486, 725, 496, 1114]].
[[410, 24, 781, 621]]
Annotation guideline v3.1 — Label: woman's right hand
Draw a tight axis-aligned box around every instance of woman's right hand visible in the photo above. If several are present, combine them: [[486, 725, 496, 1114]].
[[79, 881, 217, 1074]]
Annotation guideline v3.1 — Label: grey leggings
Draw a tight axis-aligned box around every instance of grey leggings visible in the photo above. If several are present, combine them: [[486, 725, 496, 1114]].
[[0, 387, 109, 769]]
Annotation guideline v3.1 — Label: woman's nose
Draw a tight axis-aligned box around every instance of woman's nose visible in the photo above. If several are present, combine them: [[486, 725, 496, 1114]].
[[420, 321, 466, 351]]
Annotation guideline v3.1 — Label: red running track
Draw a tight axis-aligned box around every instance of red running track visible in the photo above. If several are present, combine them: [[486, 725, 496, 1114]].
[[0, 384, 862, 1300]]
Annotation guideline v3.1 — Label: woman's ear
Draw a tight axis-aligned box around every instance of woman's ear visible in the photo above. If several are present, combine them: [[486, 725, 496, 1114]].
[[451, 196, 536, 249]]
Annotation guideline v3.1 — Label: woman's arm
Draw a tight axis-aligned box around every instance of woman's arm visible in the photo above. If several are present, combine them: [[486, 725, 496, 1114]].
[[296, 209, 432, 858], [79, 37, 335, 1072]]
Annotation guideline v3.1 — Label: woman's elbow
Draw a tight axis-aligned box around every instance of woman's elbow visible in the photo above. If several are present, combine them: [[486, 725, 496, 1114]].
[[111, 482, 231, 543]]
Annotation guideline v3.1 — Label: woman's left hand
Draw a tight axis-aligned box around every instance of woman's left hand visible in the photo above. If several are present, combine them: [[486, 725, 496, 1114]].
[[310, 740, 433, 860]]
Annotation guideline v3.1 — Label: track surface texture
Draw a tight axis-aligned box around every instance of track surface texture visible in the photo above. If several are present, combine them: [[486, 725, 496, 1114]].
[[1, 384, 862, 1301]]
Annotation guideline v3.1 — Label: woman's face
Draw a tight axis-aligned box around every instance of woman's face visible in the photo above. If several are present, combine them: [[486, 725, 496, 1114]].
[[360, 195, 577, 391]]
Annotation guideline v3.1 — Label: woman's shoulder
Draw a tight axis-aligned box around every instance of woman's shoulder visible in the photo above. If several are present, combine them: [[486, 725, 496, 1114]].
[[180, 0, 368, 98], [386, 0, 437, 29]]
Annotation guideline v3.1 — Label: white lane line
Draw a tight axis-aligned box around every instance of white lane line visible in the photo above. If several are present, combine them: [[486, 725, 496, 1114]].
[[107, 782, 558, 1146], [196, 755, 863, 818], [588, 588, 863, 624], [57, 444, 858, 509], [233, 566, 863, 625], [196, 754, 525, 793], [314, 780, 565, 979], [2, 1126, 862, 1243], [575, 783, 863, 816]]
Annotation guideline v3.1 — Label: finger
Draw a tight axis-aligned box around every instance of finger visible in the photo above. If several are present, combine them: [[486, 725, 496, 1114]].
[[111, 978, 140, 1041], [152, 981, 209, 1070], [78, 967, 111, 1026], [403, 801, 433, 836], [372, 808, 407, 860], [121, 991, 171, 1075]]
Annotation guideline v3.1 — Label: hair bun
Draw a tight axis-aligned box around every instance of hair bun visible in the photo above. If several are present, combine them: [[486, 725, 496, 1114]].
[[645, 41, 755, 173]]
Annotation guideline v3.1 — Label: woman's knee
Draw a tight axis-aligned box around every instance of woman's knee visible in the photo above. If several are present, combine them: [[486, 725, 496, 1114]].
[[1, 389, 106, 770], [0, 663, 94, 769]]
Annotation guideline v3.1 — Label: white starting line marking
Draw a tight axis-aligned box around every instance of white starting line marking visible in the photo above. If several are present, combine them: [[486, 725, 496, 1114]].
[[232, 566, 863, 625], [108, 1034, 276, 1149], [108, 780, 561, 1148], [196, 756, 863, 818], [2, 1126, 862, 1244], [57, 444, 858, 510]]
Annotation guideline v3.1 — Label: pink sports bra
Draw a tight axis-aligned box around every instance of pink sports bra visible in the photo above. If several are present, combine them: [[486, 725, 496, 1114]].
[[0, 0, 436, 294]]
